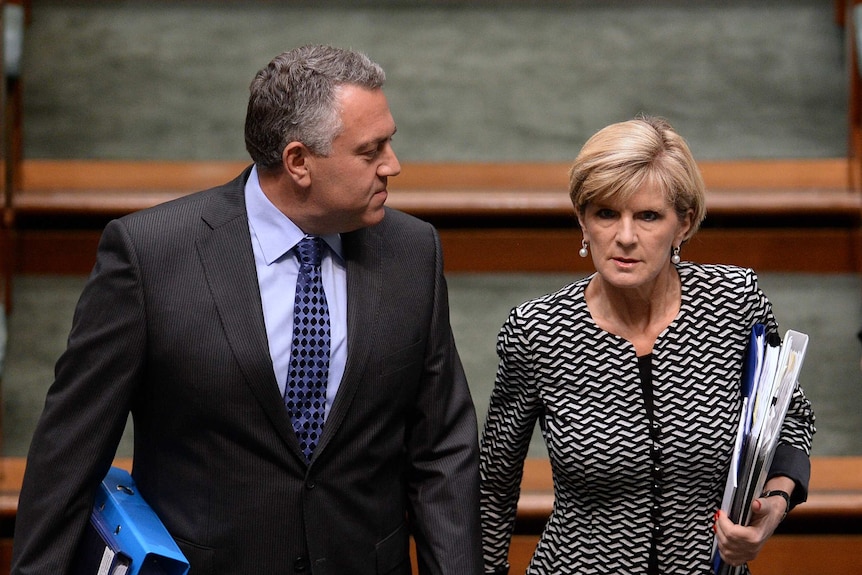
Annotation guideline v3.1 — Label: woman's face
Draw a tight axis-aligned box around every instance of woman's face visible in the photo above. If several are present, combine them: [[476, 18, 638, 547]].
[[578, 182, 693, 291]]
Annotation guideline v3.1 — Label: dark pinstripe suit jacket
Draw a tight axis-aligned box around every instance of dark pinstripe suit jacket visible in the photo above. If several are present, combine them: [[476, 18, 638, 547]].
[[11, 168, 484, 575]]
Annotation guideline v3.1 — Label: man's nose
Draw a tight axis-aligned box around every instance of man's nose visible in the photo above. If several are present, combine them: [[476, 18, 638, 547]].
[[379, 143, 401, 177]]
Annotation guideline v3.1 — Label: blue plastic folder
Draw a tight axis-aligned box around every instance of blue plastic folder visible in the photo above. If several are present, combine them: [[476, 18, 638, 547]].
[[713, 325, 809, 575], [72, 467, 190, 575]]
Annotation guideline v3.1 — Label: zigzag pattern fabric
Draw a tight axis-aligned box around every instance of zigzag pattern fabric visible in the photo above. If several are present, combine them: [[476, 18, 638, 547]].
[[479, 262, 814, 574], [284, 236, 330, 462]]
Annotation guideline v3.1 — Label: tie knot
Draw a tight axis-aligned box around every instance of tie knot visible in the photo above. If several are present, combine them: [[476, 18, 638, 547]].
[[295, 236, 323, 268]]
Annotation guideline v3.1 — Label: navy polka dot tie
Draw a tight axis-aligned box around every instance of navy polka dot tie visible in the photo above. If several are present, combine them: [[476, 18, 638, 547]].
[[284, 236, 330, 462]]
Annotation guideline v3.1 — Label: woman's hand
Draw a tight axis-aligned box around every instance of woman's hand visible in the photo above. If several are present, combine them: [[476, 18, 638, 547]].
[[714, 477, 794, 566]]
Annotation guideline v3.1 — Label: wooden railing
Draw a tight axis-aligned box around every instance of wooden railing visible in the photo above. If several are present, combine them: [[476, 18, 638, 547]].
[[1, 456, 860, 575], [844, 0, 862, 191], [4, 159, 861, 278], [510, 457, 862, 575]]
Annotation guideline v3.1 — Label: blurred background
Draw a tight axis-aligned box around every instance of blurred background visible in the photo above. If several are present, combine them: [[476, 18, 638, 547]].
[[0, 0, 860, 462]]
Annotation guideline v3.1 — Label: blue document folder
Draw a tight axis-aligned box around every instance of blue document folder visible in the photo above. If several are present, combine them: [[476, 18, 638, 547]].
[[72, 509, 131, 575], [713, 325, 809, 575], [73, 466, 190, 575]]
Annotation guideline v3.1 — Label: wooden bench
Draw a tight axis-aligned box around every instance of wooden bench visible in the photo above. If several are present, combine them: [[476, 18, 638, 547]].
[[843, 0, 862, 191], [1, 456, 861, 575], [12, 159, 861, 217], [5, 159, 862, 278], [509, 457, 862, 575], [0, 0, 31, 312]]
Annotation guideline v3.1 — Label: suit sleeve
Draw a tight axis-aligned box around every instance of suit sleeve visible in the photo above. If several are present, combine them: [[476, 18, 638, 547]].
[[404, 225, 484, 575], [769, 383, 816, 508], [11, 219, 147, 574]]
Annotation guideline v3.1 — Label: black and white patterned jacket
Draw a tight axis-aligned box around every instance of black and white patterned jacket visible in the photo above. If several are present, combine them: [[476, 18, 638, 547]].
[[480, 262, 815, 575]]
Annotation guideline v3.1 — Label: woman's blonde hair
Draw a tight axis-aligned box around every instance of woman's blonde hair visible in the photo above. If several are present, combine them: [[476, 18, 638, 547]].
[[568, 116, 707, 241]]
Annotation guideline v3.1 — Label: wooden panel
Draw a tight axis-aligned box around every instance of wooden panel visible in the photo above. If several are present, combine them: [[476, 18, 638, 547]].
[[9, 159, 860, 277], [1, 457, 860, 575], [516, 457, 862, 528], [15, 185, 861, 221], [9, 226, 862, 276], [847, 0, 862, 192], [13, 160, 860, 229], [508, 535, 539, 573], [438, 228, 862, 273], [697, 159, 849, 190], [20, 160, 250, 192], [510, 456, 862, 574], [7, 533, 851, 575], [811, 456, 862, 491], [12, 229, 100, 275], [393, 187, 861, 219], [0, 458, 132, 518], [686, 228, 862, 273], [0, 540, 11, 575], [748, 535, 862, 575], [19, 159, 852, 192], [503, 534, 862, 575]]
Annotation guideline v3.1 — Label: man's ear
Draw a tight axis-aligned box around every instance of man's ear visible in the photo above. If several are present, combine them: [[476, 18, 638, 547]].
[[283, 141, 312, 187]]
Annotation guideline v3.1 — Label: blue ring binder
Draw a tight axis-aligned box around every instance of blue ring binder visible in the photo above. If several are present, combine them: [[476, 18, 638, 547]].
[[71, 467, 190, 575]]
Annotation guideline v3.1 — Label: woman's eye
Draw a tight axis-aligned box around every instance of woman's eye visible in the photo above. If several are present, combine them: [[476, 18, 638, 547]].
[[640, 211, 660, 222], [596, 209, 616, 219]]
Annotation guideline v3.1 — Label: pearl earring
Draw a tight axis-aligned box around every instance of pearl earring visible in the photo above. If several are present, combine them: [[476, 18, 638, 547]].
[[671, 246, 681, 264], [579, 240, 589, 258]]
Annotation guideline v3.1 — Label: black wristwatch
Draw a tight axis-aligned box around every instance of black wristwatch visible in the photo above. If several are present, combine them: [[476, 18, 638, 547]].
[[760, 489, 791, 520]]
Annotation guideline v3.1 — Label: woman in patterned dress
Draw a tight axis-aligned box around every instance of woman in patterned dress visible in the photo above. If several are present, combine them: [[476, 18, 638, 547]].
[[479, 116, 815, 575]]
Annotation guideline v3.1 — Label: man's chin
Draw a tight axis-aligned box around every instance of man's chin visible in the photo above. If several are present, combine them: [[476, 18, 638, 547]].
[[340, 208, 386, 233], [366, 206, 387, 227]]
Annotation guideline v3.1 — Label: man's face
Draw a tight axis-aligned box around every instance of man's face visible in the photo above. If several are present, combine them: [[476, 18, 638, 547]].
[[304, 85, 401, 234]]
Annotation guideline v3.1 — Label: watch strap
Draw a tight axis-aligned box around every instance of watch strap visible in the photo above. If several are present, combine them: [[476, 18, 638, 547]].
[[760, 489, 791, 519]]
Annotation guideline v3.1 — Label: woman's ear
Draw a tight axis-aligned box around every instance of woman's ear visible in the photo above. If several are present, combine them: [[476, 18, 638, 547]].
[[283, 141, 312, 187], [575, 207, 588, 240], [676, 208, 695, 244]]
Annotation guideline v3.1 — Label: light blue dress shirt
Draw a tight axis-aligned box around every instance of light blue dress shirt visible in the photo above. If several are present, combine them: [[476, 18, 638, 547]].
[[245, 166, 347, 419]]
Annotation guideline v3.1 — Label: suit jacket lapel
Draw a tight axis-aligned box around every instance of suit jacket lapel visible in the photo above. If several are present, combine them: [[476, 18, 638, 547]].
[[195, 169, 302, 457], [312, 222, 382, 458]]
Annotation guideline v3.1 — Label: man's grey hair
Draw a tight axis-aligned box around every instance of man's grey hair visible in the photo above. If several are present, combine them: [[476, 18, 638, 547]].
[[245, 45, 386, 170]]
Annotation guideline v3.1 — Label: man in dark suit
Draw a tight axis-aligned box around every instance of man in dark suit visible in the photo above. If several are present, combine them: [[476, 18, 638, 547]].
[[11, 45, 484, 574]]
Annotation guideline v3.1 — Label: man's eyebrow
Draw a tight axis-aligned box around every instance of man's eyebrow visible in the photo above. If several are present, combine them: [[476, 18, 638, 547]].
[[357, 127, 397, 150], [377, 126, 397, 143]]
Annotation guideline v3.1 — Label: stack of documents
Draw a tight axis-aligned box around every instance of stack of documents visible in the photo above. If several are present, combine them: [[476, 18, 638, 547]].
[[71, 467, 190, 575], [712, 325, 809, 575]]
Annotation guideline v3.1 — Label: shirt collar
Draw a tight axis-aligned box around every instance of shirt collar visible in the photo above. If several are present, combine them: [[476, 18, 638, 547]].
[[245, 165, 342, 265]]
